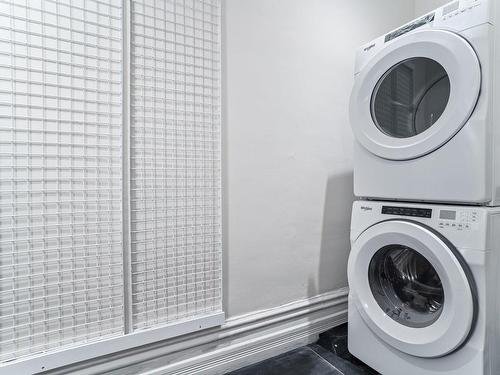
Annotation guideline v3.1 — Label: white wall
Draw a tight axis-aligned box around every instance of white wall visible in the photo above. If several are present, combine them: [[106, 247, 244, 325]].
[[414, 0, 450, 17], [224, 0, 415, 317]]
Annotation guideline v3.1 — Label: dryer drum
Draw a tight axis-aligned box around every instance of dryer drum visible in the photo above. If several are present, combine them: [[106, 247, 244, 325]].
[[371, 57, 451, 139]]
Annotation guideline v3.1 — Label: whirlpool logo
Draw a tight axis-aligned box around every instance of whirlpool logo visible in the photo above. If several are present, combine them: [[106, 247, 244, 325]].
[[360, 206, 373, 211], [363, 43, 376, 52]]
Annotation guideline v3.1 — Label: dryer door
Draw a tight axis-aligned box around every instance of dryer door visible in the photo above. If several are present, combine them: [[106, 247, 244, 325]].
[[348, 220, 477, 358], [350, 29, 480, 160]]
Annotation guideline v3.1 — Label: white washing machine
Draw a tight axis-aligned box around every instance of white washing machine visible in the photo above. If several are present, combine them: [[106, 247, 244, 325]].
[[350, 0, 500, 205], [348, 200, 500, 375]]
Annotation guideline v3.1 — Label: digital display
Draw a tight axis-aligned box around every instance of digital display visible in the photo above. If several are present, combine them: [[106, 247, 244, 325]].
[[440, 210, 456, 220], [382, 206, 432, 218], [385, 13, 435, 43], [443, 1, 459, 16]]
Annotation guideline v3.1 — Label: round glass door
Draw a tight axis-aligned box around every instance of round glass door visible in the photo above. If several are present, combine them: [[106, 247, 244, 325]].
[[371, 58, 450, 138], [348, 219, 477, 357], [349, 29, 481, 160], [368, 244, 444, 328]]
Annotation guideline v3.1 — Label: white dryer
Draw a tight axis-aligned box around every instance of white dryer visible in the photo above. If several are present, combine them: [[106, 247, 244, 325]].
[[350, 0, 500, 205], [348, 200, 500, 375]]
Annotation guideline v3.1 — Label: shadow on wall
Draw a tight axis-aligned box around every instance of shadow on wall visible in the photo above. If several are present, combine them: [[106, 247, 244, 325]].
[[308, 170, 354, 298]]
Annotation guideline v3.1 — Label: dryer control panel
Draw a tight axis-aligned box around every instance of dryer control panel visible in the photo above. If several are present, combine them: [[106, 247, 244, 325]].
[[441, 0, 483, 21], [354, 0, 489, 75]]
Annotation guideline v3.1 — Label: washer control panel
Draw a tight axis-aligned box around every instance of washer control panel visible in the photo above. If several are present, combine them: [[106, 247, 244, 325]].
[[438, 209, 478, 231], [379, 204, 479, 231]]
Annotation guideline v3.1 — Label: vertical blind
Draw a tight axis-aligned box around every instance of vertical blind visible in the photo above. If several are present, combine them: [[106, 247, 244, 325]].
[[0, 0, 222, 366]]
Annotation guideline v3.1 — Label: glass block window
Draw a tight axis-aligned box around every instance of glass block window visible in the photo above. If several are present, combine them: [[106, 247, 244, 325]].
[[0, 0, 222, 368], [129, 0, 222, 330], [0, 0, 123, 362]]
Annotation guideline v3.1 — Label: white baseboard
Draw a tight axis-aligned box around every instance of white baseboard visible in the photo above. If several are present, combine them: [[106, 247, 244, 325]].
[[51, 288, 348, 375]]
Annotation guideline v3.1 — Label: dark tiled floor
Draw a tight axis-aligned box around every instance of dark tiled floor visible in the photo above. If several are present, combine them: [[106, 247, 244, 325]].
[[226, 324, 379, 375]]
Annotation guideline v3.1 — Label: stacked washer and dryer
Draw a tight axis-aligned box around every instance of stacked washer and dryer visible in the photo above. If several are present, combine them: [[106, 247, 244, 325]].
[[347, 1, 500, 374]]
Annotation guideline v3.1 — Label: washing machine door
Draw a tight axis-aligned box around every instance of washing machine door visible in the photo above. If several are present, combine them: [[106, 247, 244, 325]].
[[348, 220, 477, 358], [350, 29, 480, 160]]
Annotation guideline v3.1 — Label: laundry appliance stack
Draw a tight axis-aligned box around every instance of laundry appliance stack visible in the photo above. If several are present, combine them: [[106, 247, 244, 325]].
[[347, 1, 500, 374]]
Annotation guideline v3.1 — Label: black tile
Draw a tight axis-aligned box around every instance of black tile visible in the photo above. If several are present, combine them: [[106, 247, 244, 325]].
[[225, 346, 342, 375], [317, 324, 349, 358], [308, 344, 379, 375], [316, 324, 379, 375]]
